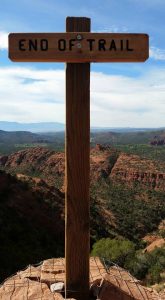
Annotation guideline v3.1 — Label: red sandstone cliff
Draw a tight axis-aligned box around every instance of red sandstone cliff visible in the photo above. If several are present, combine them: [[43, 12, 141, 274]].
[[110, 153, 165, 191], [0, 145, 165, 191]]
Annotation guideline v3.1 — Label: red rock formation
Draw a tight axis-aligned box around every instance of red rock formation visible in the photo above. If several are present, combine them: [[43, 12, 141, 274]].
[[95, 143, 108, 151], [1, 146, 165, 191], [142, 235, 160, 244], [144, 238, 165, 253], [110, 153, 165, 191], [150, 134, 165, 146]]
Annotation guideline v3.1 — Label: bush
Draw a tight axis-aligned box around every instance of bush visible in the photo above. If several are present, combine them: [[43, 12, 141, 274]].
[[125, 251, 150, 279], [147, 264, 162, 284], [91, 238, 135, 267]]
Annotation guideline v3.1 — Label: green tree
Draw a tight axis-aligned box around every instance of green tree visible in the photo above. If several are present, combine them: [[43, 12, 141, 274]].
[[91, 238, 135, 267]]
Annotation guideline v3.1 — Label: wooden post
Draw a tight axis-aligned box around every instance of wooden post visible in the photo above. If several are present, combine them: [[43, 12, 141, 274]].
[[65, 17, 90, 300]]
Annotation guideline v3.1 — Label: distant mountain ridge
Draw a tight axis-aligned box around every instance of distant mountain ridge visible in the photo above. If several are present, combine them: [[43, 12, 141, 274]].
[[0, 121, 164, 133], [0, 130, 39, 143], [0, 121, 65, 132]]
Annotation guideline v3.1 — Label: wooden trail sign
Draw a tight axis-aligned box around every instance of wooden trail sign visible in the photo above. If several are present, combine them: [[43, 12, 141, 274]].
[[9, 33, 149, 63], [8, 17, 149, 300]]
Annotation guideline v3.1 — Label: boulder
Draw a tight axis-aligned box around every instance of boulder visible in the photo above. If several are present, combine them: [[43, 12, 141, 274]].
[[0, 257, 161, 299]]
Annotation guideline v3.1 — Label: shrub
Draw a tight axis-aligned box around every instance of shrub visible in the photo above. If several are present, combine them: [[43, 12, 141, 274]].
[[91, 238, 135, 267]]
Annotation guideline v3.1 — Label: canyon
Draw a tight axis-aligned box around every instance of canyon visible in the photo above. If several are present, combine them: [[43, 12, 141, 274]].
[[0, 144, 165, 191]]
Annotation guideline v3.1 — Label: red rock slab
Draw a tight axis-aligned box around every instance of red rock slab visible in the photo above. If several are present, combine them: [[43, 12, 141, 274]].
[[101, 267, 159, 300], [144, 238, 165, 253], [41, 258, 65, 284], [40, 257, 107, 285], [17, 265, 41, 280], [0, 277, 61, 300]]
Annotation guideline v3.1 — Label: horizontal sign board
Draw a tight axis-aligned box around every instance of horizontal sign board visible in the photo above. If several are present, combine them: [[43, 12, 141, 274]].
[[9, 33, 149, 63]]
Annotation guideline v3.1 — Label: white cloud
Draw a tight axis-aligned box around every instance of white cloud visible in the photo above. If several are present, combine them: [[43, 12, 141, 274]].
[[0, 67, 65, 122], [150, 47, 165, 61], [95, 25, 129, 33], [0, 66, 165, 127], [90, 70, 165, 127], [0, 31, 8, 50]]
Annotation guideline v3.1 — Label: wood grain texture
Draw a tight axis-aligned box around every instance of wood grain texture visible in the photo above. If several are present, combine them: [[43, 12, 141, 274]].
[[9, 32, 149, 62], [65, 17, 90, 300]]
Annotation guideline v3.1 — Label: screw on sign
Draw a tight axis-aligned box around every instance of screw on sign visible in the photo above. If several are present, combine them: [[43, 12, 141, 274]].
[[8, 17, 149, 300]]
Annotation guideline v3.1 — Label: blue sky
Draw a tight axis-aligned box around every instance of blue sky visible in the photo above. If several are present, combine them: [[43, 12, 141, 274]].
[[0, 0, 165, 127]]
